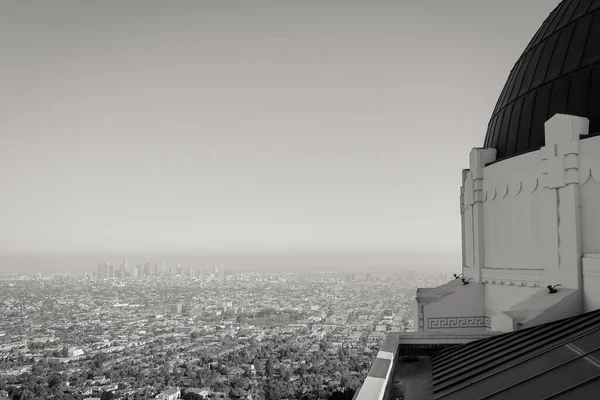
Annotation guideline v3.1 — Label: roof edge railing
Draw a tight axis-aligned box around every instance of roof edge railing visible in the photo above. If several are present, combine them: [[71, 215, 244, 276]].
[[354, 332, 400, 400]]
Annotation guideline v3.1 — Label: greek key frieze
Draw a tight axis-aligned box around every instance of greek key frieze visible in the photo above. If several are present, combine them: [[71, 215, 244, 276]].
[[428, 316, 490, 329]]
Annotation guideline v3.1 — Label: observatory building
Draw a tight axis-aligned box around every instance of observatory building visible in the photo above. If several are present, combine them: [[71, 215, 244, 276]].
[[357, 1, 600, 399]]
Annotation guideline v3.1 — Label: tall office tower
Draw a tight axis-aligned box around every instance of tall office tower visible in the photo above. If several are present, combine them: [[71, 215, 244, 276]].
[[97, 262, 109, 279], [213, 265, 226, 279], [171, 304, 183, 314], [144, 261, 151, 277], [153, 263, 160, 276], [122, 258, 129, 276], [176, 263, 182, 276], [160, 260, 167, 275], [132, 266, 139, 278], [108, 264, 115, 278]]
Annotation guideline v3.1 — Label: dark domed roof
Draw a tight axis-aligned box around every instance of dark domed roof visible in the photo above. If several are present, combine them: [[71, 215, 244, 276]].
[[484, 0, 600, 160]]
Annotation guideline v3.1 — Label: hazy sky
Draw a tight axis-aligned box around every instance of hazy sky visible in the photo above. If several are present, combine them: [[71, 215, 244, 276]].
[[0, 0, 559, 256]]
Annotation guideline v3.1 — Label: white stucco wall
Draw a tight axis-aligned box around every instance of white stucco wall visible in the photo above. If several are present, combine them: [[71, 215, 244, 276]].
[[462, 115, 591, 283], [456, 115, 600, 331], [493, 312, 515, 332], [583, 255, 600, 312], [411, 298, 419, 328], [484, 284, 540, 330], [481, 150, 544, 272], [423, 283, 485, 332], [519, 289, 582, 328], [579, 137, 600, 255], [464, 187, 474, 269]]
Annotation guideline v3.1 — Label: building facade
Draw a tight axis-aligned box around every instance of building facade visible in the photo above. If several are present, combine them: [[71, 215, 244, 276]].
[[357, 1, 600, 399], [414, 0, 600, 335]]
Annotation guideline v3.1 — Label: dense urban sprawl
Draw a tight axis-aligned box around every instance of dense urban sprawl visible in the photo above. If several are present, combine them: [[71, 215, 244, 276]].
[[0, 268, 451, 400]]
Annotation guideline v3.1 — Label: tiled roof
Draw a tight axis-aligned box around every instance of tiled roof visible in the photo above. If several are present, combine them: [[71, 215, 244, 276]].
[[161, 387, 180, 395], [485, 0, 600, 160], [431, 309, 600, 399]]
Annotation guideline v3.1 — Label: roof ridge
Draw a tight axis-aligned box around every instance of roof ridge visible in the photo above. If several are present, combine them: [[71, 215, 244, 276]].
[[434, 325, 600, 399], [433, 309, 600, 369], [432, 310, 600, 398]]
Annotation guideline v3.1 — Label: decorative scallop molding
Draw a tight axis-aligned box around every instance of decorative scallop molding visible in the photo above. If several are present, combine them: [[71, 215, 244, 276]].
[[483, 175, 540, 202], [500, 184, 509, 199], [512, 181, 523, 196], [481, 268, 545, 288], [577, 155, 600, 186], [490, 188, 497, 201], [581, 168, 592, 185], [480, 146, 543, 202], [525, 178, 539, 194]]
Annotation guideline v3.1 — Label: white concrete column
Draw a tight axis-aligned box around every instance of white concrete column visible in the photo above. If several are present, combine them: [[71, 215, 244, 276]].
[[467, 148, 497, 281], [541, 114, 588, 290], [460, 169, 469, 270], [464, 174, 474, 270]]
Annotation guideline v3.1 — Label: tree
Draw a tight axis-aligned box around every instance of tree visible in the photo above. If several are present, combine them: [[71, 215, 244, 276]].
[[48, 373, 63, 390], [92, 353, 107, 369], [20, 389, 36, 400], [253, 359, 264, 376], [328, 389, 357, 400], [280, 365, 291, 382], [320, 341, 332, 351], [263, 380, 284, 400], [101, 392, 117, 400], [266, 358, 275, 378], [183, 393, 203, 400]]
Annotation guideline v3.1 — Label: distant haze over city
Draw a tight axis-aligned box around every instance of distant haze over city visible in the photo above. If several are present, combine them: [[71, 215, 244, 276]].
[[0, 0, 559, 261], [0, 250, 459, 276], [0, 2, 577, 400]]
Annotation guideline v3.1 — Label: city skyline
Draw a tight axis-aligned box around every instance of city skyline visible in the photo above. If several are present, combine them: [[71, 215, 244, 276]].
[[0, 267, 438, 399], [0, 249, 459, 276], [1, 0, 559, 256], [2, 1, 597, 400]]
